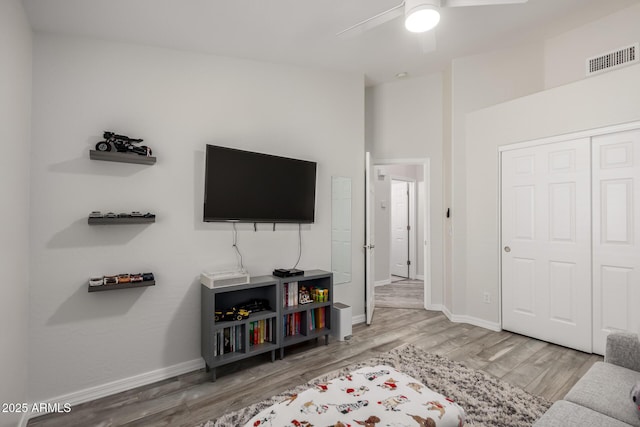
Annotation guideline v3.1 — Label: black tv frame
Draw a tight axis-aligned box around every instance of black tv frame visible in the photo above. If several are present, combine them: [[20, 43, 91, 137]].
[[203, 145, 317, 224]]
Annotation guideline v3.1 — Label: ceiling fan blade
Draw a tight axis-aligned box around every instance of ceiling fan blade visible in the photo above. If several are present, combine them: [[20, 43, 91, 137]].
[[443, 0, 527, 7], [418, 30, 437, 54], [336, 2, 404, 37]]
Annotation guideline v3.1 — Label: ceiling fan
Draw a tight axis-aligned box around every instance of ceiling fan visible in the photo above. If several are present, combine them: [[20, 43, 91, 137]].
[[337, 0, 528, 38]]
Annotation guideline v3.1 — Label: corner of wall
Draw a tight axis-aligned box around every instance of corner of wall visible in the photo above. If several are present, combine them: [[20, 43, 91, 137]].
[[0, 1, 32, 427]]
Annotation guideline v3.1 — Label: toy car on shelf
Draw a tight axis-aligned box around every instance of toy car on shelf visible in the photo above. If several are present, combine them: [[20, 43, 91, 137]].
[[89, 211, 103, 218], [130, 273, 143, 282], [105, 212, 117, 218], [238, 299, 271, 313], [130, 211, 143, 217], [142, 272, 154, 281], [95, 131, 152, 156], [117, 273, 131, 283], [89, 276, 104, 287], [214, 307, 251, 322], [104, 275, 118, 285]]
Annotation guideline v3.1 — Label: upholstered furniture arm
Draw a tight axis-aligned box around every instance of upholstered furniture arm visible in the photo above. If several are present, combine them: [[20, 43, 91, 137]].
[[605, 331, 640, 372]]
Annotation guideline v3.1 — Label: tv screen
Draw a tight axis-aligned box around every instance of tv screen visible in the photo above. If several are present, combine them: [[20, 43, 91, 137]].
[[203, 145, 317, 223]]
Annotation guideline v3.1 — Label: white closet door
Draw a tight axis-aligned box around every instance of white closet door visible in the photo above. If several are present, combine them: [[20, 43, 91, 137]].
[[501, 138, 592, 352], [592, 129, 640, 354]]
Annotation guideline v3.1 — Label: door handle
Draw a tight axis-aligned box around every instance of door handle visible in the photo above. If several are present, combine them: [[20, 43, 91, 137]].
[[363, 244, 375, 250], [504, 246, 511, 253]]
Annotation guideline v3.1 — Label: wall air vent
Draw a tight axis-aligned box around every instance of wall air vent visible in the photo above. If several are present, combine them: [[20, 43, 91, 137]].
[[586, 43, 638, 76]]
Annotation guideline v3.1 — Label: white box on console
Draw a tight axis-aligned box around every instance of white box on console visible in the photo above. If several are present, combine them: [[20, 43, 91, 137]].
[[200, 269, 250, 289]]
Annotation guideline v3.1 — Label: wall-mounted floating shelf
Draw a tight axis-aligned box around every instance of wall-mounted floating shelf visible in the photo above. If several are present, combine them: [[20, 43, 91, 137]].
[[88, 216, 155, 225], [88, 280, 155, 293], [89, 150, 156, 165]]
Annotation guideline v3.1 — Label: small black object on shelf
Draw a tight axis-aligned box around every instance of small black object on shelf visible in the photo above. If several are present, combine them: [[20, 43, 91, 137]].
[[214, 307, 251, 322], [238, 298, 271, 313], [272, 268, 304, 278], [95, 131, 152, 157]]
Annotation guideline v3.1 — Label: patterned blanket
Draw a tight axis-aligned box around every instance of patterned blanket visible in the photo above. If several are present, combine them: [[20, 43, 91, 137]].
[[244, 365, 465, 427]]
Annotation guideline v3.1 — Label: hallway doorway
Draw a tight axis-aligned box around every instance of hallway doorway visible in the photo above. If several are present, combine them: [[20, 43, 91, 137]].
[[371, 159, 430, 310]]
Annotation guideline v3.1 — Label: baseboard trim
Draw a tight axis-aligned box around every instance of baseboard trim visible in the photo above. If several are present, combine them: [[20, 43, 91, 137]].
[[352, 314, 366, 325], [441, 306, 501, 332], [23, 358, 204, 423], [426, 303, 443, 311], [374, 279, 391, 287]]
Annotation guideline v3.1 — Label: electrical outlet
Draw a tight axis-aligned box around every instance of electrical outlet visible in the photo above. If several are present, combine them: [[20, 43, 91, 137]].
[[483, 292, 491, 304]]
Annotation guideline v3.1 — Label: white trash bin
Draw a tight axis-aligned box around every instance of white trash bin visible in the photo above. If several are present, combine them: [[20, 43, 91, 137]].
[[331, 302, 352, 341]]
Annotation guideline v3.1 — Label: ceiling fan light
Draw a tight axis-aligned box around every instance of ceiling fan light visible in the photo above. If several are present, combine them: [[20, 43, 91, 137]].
[[404, 6, 440, 33]]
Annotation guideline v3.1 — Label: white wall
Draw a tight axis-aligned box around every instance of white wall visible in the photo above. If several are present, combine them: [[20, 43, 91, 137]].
[[0, 2, 31, 426], [374, 167, 391, 284], [465, 63, 640, 325], [442, 65, 453, 312], [29, 34, 364, 403], [544, 3, 640, 89], [449, 42, 545, 319], [366, 73, 443, 305]]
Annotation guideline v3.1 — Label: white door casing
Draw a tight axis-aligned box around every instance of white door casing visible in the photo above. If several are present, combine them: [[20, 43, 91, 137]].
[[365, 152, 375, 325], [501, 138, 592, 353], [592, 129, 640, 355], [391, 180, 409, 278]]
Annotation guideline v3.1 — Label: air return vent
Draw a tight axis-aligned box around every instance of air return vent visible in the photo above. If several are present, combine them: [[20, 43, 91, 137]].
[[586, 43, 638, 76]]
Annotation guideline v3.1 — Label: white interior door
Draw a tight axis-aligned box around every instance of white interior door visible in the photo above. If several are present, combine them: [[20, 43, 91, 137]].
[[592, 129, 640, 354], [391, 180, 409, 278], [365, 152, 376, 325], [501, 138, 592, 352]]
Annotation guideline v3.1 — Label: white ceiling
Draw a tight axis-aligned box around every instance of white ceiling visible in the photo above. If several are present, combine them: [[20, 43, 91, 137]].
[[22, 0, 640, 85]]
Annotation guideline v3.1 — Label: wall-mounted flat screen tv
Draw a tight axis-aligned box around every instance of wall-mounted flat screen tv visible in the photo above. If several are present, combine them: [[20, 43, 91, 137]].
[[203, 145, 317, 223]]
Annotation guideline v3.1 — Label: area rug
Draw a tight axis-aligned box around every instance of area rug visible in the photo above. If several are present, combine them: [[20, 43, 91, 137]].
[[200, 344, 551, 427]]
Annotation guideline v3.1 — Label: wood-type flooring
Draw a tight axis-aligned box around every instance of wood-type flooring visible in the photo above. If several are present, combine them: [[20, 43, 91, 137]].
[[375, 276, 424, 309], [28, 308, 602, 427]]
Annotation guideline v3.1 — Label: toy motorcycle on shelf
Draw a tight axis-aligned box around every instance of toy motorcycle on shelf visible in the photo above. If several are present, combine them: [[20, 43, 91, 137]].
[[95, 131, 152, 156]]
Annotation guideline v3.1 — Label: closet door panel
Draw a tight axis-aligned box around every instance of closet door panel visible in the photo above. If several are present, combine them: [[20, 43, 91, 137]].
[[502, 138, 592, 352], [593, 129, 640, 355]]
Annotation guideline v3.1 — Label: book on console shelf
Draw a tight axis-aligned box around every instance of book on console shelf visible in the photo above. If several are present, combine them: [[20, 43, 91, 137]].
[[284, 312, 302, 337], [213, 325, 243, 356], [310, 307, 327, 331], [283, 282, 299, 307], [249, 319, 273, 346]]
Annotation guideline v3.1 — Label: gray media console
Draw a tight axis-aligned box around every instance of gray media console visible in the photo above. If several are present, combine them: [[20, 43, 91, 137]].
[[201, 269, 333, 381]]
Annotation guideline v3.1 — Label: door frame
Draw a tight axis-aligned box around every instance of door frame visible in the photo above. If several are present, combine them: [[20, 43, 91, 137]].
[[365, 152, 375, 325], [374, 158, 431, 310]]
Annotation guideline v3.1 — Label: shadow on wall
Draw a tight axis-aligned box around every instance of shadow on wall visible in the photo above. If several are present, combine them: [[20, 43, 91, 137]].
[[48, 218, 151, 248], [48, 281, 146, 325]]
